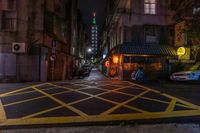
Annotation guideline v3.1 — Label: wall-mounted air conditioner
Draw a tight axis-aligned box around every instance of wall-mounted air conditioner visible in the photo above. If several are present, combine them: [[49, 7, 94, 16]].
[[12, 42, 26, 53]]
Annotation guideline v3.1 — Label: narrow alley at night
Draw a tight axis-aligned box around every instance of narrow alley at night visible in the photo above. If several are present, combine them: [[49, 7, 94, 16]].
[[0, 0, 200, 133]]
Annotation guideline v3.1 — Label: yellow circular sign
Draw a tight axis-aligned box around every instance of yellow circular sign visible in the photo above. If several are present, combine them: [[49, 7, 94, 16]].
[[177, 47, 186, 56]]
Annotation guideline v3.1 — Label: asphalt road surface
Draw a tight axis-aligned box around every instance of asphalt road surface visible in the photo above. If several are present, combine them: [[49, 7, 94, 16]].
[[0, 70, 200, 128]]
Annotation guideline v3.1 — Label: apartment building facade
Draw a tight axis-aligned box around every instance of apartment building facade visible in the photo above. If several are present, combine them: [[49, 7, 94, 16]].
[[0, 0, 86, 82], [101, 0, 177, 80]]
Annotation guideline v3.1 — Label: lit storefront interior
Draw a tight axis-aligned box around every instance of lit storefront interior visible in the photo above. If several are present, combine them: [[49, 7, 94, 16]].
[[103, 44, 177, 80]]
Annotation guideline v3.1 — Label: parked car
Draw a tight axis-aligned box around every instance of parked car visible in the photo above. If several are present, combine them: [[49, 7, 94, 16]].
[[170, 63, 200, 81], [81, 64, 92, 77]]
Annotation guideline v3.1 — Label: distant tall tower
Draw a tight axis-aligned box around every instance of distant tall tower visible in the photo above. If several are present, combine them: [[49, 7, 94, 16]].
[[91, 12, 98, 56]]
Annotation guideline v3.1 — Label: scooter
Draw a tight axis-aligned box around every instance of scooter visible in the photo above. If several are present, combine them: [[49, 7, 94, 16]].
[[131, 69, 144, 83]]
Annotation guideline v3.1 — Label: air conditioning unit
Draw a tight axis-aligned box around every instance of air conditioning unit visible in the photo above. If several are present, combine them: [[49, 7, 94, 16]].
[[12, 42, 27, 53]]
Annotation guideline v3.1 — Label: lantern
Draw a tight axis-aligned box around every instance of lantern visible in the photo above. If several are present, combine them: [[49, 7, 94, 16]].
[[105, 61, 110, 67], [113, 55, 119, 64]]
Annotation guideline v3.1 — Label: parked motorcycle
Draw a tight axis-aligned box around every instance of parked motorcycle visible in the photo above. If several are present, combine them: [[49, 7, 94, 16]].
[[131, 67, 144, 83]]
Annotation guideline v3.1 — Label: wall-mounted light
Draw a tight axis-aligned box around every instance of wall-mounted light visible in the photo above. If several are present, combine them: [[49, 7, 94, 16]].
[[113, 55, 119, 64]]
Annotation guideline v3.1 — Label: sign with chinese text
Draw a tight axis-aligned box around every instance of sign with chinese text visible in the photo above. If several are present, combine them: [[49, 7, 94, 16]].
[[178, 47, 190, 60], [175, 21, 187, 46]]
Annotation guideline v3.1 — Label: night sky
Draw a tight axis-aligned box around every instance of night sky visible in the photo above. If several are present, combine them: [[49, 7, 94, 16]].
[[78, 0, 107, 35]]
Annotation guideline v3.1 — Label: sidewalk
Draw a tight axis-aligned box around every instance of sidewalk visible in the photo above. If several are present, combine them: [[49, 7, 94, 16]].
[[1, 124, 200, 133]]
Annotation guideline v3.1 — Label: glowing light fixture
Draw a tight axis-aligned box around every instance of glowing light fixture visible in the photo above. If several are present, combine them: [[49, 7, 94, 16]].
[[88, 48, 92, 53], [103, 54, 106, 59], [113, 55, 119, 64], [92, 18, 96, 25], [177, 47, 186, 56]]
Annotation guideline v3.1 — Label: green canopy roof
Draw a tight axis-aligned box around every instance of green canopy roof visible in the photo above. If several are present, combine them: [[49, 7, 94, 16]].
[[111, 43, 177, 56]]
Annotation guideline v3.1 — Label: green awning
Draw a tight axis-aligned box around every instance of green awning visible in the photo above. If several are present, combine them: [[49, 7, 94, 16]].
[[111, 44, 177, 56]]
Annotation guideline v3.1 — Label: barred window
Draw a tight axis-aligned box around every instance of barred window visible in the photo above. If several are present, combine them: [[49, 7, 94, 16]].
[[144, 0, 156, 15], [145, 26, 157, 43], [1, 11, 16, 31]]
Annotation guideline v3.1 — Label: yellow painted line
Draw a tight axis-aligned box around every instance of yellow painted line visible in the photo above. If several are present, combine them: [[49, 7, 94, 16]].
[[128, 81, 200, 110], [4, 90, 36, 97], [3, 90, 72, 107], [97, 83, 125, 88], [163, 93, 200, 110], [66, 86, 147, 113], [112, 90, 190, 109], [50, 83, 146, 113], [4, 86, 91, 107], [96, 96, 147, 113], [123, 105, 147, 113], [67, 97, 92, 106], [51, 90, 72, 96], [166, 99, 177, 112], [128, 81, 160, 93], [32, 87, 88, 118], [100, 90, 149, 116], [3, 87, 56, 98], [47, 83, 91, 92], [113, 90, 170, 105], [0, 99, 7, 123], [50, 83, 134, 103], [3, 96, 47, 107], [22, 106, 63, 119], [111, 81, 133, 86], [57, 82, 90, 88], [95, 85, 133, 92], [2, 110, 200, 126], [0, 83, 49, 97], [0, 87, 31, 98]]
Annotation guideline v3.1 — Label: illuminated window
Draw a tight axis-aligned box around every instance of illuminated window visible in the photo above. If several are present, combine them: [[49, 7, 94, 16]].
[[144, 0, 156, 14]]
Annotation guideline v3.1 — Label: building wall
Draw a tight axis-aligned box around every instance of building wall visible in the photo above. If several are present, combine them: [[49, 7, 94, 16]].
[[122, 0, 175, 46], [0, 0, 84, 82], [0, 0, 43, 81], [101, 0, 176, 80]]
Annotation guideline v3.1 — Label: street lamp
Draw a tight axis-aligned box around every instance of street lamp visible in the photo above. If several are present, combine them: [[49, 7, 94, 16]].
[[86, 48, 92, 63], [88, 48, 92, 53]]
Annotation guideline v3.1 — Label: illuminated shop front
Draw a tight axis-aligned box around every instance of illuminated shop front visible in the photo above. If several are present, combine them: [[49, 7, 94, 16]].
[[104, 44, 177, 80]]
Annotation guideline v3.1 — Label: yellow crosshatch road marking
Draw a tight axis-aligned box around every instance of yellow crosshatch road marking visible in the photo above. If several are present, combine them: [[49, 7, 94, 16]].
[[166, 99, 177, 112], [0, 99, 7, 122], [2, 85, 94, 107], [31, 86, 88, 118], [22, 106, 63, 119], [100, 90, 150, 116], [1, 110, 200, 126], [0, 80, 200, 126], [0, 83, 49, 97], [48, 83, 148, 114], [3, 87, 57, 98], [128, 81, 200, 110]]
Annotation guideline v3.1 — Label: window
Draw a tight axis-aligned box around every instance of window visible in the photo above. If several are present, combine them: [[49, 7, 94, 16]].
[[145, 26, 157, 43], [144, 0, 156, 14], [1, 11, 16, 31]]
